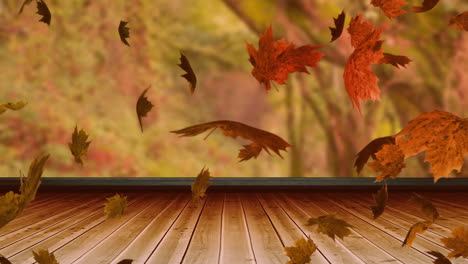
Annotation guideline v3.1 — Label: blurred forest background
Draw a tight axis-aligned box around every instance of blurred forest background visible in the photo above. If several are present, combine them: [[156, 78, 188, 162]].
[[0, 0, 466, 178]]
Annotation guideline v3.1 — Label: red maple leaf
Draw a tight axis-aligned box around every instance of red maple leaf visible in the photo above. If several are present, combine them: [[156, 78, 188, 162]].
[[246, 26, 323, 91]]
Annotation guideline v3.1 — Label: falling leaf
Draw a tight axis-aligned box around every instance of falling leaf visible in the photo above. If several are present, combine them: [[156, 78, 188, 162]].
[[395, 110, 468, 182], [116, 260, 133, 264], [191, 167, 211, 205], [371, 184, 388, 219], [178, 52, 197, 94], [449, 12, 468, 31], [440, 226, 468, 258], [402, 221, 432, 247], [354, 136, 396, 174], [171, 120, 291, 161], [367, 144, 406, 182], [343, 14, 384, 113], [104, 194, 127, 219], [32, 249, 59, 264], [379, 53, 412, 69], [18, 0, 34, 14], [410, 193, 439, 221], [0, 255, 12, 264], [307, 214, 353, 241], [246, 25, 323, 91], [136, 86, 154, 132], [36, 0, 51, 25], [284, 236, 317, 264], [0, 100, 27, 115], [0, 154, 49, 229], [411, 0, 439, 13], [329, 10, 346, 42], [68, 126, 91, 166], [371, 0, 408, 18], [118, 21, 130, 46], [427, 251, 452, 264]]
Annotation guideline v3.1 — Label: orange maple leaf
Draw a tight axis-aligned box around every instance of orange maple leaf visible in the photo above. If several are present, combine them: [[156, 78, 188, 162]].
[[440, 226, 468, 258], [344, 15, 384, 113], [367, 143, 406, 182], [449, 11, 468, 31], [371, 0, 408, 18], [246, 26, 323, 91]]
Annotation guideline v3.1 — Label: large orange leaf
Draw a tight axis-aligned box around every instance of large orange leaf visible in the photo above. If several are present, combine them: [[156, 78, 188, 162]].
[[367, 144, 406, 182], [441, 226, 468, 258], [246, 26, 323, 91], [396, 110, 468, 182]]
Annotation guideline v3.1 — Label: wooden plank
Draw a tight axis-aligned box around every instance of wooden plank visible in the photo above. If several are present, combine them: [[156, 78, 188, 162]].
[[239, 193, 288, 264], [256, 193, 329, 264], [50, 193, 156, 263], [182, 193, 224, 264], [273, 193, 364, 264], [219, 193, 255, 264], [290, 193, 433, 264], [7, 193, 148, 264], [145, 194, 208, 263], [110, 193, 192, 263], [73, 193, 180, 264]]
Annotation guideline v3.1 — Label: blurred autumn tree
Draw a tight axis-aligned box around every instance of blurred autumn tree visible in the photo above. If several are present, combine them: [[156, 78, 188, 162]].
[[0, 0, 466, 178]]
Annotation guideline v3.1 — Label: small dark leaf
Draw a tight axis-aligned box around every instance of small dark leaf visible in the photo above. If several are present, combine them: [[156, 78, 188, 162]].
[[0, 255, 12, 264], [36, 0, 51, 26], [118, 21, 130, 46], [379, 53, 412, 69], [411, 0, 439, 12], [116, 260, 133, 264], [427, 251, 452, 264], [136, 86, 154, 132], [330, 10, 346, 42], [371, 184, 388, 219], [178, 52, 197, 94], [410, 193, 440, 221]]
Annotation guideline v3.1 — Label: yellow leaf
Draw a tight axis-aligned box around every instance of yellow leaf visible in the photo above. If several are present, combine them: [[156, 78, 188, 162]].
[[0, 100, 27, 115], [104, 194, 127, 219], [396, 110, 468, 182], [306, 214, 353, 241], [402, 221, 432, 247], [284, 236, 317, 264], [0, 191, 25, 229], [367, 144, 406, 182], [68, 126, 91, 166], [32, 249, 59, 264], [191, 167, 211, 205], [441, 226, 468, 258]]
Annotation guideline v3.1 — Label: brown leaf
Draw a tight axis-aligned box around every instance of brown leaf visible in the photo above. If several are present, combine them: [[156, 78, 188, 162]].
[[307, 214, 354, 241], [68, 126, 91, 166], [191, 167, 211, 205], [440, 226, 468, 258], [118, 21, 130, 46], [371, 184, 388, 219], [18, 0, 34, 14], [371, 0, 408, 18], [395, 110, 468, 182], [246, 25, 323, 91], [410, 193, 439, 221], [178, 52, 197, 94], [427, 251, 452, 264], [402, 221, 432, 247], [32, 249, 59, 264], [379, 53, 412, 69], [136, 86, 154, 132], [367, 144, 406, 182], [284, 236, 317, 264], [330, 10, 346, 42], [0, 255, 12, 264], [449, 12, 468, 31], [411, 0, 439, 13], [116, 259, 133, 264], [354, 136, 396, 174], [36, 0, 51, 26], [104, 193, 127, 219], [171, 120, 291, 161], [0, 100, 27, 115]]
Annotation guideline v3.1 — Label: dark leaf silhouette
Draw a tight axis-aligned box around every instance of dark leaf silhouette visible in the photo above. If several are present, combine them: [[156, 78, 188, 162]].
[[411, 0, 439, 12], [371, 184, 388, 219], [371, 0, 408, 18], [36, 0, 51, 25], [449, 12, 468, 31], [0, 100, 27, 115], [116, 260, 134, 264], [0, 255, 12, 264], [379, 53, 412, 68], [246, 25, 323, 91], [368, 143, 406, 182], [178, 52, 197, 94], [18, 0, 34, 14], [427, 251, 452, 264], [136, 86, 154, 132], [118, 21, 130, 46], [191, 167, 211, 205], [171, 120, 291, 161], [68, 126, 91, 166], [330, 10, 346, 42], [307, 214, 354, 241], [354, 136, 395, 174], [402, 221, 432, 247], [410, 193, 440, 221], [104, 194, 127, 219]]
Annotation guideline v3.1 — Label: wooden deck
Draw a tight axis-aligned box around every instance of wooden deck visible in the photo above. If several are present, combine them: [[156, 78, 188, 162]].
[[0, 191, 467, 264]]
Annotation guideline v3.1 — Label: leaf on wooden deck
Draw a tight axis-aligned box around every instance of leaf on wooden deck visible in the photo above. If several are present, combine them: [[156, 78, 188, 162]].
[[116, 259, 133, 264], [0, 255, 12, 264], [307, 214, 354, 241], [32, 249, 59, 264], [191, 167, 211, 205], [427, 251, 452, 264], [410, 193, 439, 221], [284, 236, 317, 264], [104, 193, 128, 219], [402, 221, 432, 247], [440, 226, 468, 258], [371, 184, 388, 219]]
